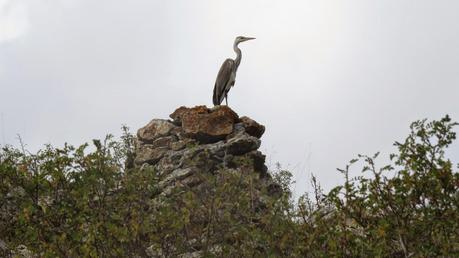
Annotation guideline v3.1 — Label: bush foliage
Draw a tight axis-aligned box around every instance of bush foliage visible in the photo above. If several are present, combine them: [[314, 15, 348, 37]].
[[0, 117, 458, 257]]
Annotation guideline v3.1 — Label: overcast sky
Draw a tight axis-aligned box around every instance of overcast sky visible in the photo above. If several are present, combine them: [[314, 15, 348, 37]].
[[1, 0, 458, 195]]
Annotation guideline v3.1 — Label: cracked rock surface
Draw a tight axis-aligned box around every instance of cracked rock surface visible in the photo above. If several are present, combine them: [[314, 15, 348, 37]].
[[135, 106, 269, 183]]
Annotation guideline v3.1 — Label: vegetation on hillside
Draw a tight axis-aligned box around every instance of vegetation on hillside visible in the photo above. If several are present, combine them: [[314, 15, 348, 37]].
[[1, 117, 458, 257]]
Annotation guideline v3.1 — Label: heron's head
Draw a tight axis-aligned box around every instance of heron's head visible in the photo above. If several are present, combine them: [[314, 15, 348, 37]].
[[235, 36, 256, 44]]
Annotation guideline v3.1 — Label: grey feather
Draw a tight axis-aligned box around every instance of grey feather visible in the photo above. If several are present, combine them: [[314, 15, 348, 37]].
[[213, 59, 235, 106]]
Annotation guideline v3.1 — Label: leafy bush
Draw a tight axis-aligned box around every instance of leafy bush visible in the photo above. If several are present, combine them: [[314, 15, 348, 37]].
[[0, 117, 458, 257]]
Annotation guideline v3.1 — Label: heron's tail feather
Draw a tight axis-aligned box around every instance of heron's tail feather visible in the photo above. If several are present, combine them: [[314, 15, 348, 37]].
[[212, 84, 220, 106]]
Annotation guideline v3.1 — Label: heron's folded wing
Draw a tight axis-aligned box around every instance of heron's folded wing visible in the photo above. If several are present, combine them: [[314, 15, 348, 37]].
[[213, 59, 234, 105]]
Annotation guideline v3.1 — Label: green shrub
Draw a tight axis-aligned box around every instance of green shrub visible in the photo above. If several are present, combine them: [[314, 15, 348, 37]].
[[0, 117, 457, 257]]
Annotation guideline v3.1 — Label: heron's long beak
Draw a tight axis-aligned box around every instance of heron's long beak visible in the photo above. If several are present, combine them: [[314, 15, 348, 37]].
[[245, 37, 256, 41]]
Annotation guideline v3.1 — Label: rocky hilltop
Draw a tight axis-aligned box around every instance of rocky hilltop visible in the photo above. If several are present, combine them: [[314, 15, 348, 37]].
[[135, 105, 277, 195], [134, 105, 280, 256]]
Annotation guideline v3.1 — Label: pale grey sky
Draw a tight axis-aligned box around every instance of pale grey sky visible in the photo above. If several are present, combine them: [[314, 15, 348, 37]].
[[1, 0, 458, 194]]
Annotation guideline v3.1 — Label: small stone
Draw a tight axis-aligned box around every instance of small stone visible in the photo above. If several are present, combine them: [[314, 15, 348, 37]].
[[146, 245, 164, 258], [172, 140, 194, 151], [137, 119, 177, 143], [226, 123, 246, 140], [15, 245, 33, 258], [0, 239, 7, 251], [139, 163, 155, 172], [134, 146, 169, 166], [169, 126, 184, 137], [158, 168, 195, 189], [180, 175, 202, 188], [168, 168, 195, 181], [150, 135, 177, 149], [240, 116, 265, 138], [226, 134, 261, 155]]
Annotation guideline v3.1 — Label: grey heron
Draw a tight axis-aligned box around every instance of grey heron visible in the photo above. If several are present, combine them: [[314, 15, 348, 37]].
[[212, 36, 255, 106]]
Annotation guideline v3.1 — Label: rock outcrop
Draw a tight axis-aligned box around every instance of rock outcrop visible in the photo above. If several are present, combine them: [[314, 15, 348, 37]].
[[135, 105, 279, 256], [135, 105, 269, 182]]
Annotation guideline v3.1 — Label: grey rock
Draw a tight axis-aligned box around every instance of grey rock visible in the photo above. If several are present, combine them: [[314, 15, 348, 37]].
[[146, 244, 165, 258], [158, 168, 195, 189], [135, 146, 169, 165], [0, 239, 7, 251], [170, 138, 196, 151], [240, 116, 265, 138], [150, 135, 177, 148], [137, 119, 177, 143], [14, 245, 34, 258], [226, 133, 261, 155]]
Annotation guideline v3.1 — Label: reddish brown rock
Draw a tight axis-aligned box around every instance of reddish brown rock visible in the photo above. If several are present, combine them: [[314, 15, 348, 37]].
[[240, 116, 265, 138], [170, 105, 239, 143], [169, 106, 189, 125]]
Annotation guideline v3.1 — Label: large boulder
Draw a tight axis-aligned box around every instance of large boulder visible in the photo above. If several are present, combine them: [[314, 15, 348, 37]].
[[170, 105, 239, 143]]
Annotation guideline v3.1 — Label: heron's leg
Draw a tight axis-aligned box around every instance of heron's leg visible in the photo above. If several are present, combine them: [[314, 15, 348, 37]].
[[225, 95, 228, 106]]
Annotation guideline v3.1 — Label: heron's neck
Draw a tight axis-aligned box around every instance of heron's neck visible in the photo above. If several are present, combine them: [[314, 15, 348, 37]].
[[233, 42, 242, 69]]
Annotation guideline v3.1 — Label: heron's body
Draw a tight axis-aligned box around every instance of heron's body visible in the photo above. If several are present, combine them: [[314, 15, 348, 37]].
[[212, 36, 255, 106]]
